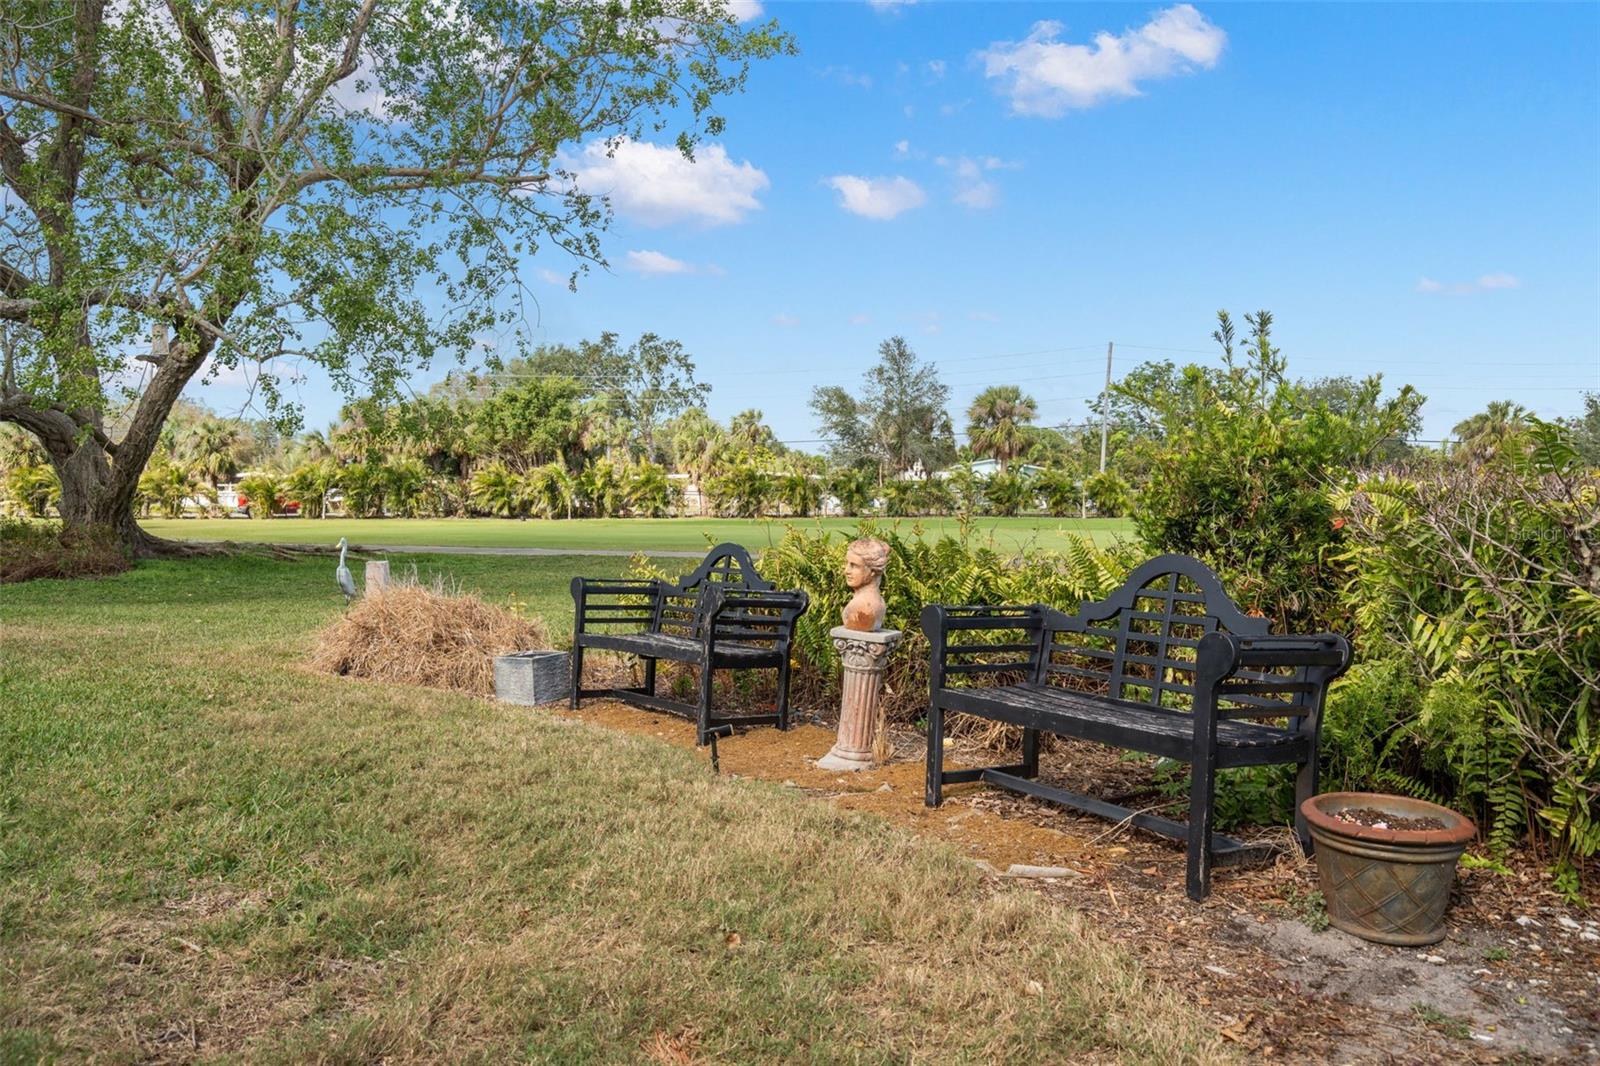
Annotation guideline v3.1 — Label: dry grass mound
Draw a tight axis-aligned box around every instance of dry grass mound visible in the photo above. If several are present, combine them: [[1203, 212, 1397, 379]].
[[310, 580, 549, 696]]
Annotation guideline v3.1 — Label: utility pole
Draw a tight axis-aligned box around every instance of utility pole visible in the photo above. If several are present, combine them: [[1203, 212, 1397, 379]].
[[1098, 341, 1113, 474]]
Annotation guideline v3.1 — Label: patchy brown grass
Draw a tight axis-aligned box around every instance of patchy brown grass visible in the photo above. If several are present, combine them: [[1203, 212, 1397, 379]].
[[3, 552, 1233, 1064], [310, 579, 549, 696]]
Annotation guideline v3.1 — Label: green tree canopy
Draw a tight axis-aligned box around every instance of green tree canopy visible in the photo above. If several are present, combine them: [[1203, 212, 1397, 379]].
[[0, 0, 787, 551], [810, 336, 954, 481]]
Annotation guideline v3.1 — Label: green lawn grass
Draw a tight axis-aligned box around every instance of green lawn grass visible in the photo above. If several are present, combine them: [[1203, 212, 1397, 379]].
[[0, 552, 1223, 1063], [138, 514, 1136, 554]]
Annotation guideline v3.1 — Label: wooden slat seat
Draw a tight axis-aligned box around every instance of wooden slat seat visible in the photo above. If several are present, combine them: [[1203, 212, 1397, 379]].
[[578, 631, 784, 668], [570, 544, 808, 744], [937, 683, 1309, 765], [922, 553, 1351, 901]]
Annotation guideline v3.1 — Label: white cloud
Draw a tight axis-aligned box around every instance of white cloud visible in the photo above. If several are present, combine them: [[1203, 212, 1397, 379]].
[[772, 312, 800, 328], [936, 155, 1020, 209], [567, 137, 769, 227], [826, 175, 927, 220], [624, 249, 695, 276], [927, 59, 947, 79], [818, 66, 873, 89], [894, 139, 911, 157], [980, 4, 1227, 117], [726, 0, 765, 21], [1416, 273, 1521, 294], [536, 267, 569, 286], [968, 310, 1001, 323], [849, 312, 872, 326], [868, 0, 917, 11]]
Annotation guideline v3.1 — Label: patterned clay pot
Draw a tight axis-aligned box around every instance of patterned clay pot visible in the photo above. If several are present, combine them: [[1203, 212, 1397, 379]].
[[1301, 791, 1477, 947]]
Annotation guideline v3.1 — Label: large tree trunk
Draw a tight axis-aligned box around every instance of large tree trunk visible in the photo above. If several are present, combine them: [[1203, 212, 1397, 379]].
[[50, 438, 199, 557]]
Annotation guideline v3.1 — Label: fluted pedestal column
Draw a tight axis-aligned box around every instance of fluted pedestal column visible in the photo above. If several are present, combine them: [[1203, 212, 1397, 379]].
[[817, 626, 903, 771]]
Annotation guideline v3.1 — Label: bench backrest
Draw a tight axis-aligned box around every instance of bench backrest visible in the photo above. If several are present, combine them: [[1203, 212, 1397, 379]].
[[1043, 554, 1271, 712], [654, 543, 775, 639]]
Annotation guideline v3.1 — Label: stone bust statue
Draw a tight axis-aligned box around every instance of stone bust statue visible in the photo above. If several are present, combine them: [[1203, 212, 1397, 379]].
[[841, 537, 889, 632]]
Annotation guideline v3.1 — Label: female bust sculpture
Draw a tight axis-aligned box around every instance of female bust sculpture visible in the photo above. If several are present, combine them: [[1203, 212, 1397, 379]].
[[841, 537, 889, 631]]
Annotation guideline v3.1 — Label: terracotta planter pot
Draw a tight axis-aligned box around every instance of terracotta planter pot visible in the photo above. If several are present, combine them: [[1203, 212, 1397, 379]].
[[1301, 791, 1477, 947]]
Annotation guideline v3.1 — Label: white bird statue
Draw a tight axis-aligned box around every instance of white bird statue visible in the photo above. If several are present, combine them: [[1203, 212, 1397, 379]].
[[335, 537, 357, 605]]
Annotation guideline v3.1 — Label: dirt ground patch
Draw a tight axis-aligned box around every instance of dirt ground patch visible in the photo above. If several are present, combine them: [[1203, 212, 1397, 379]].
[[561, 700, 1600, 1065]]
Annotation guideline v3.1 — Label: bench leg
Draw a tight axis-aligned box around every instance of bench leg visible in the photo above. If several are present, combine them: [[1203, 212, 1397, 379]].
[[925, 701, 944, 807], [696, 663, 714, 746], [1021, 727, 1040, 779], [1294, 746, 1318, 858], [642, 657, 657, 697], [569, 643, 584, 709], [1187, 754, 1217, 901], [775, 657, 792, 731]]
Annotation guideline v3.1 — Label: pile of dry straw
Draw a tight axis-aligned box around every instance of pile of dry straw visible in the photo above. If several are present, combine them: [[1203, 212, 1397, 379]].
[[311, 577, 549, 697]]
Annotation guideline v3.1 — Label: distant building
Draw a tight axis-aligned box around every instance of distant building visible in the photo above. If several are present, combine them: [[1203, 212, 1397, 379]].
[[934, 459, 1045, 480]]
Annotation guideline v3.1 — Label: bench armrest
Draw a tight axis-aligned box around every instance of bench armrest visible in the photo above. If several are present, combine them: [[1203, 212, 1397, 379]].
[[1195, 631, 1353, 724], [920, 604, 1046, 688], [702, 587, 809, 647], [571, 577, 661, 635], [1230, 632, 1351, 671]]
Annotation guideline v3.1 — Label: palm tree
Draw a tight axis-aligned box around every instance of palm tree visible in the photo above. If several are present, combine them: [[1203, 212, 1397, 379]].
[[333, 461, 385, 517], [670, 410, 725, 516], [182, 417, 242, 512], [520, 462, 573, 519], [470, 462, 523, 517], [775, 472, 821, 517], [139, 458, 203, 518], [1034, 468, 1079, 517], [707, 460, 770, 518], [626, 461, 676, 517], [286, 459, 339, 518], [944, 460, 982, 517], [981, 470, 1033, 517], [236, 472, 284, 519], [383, 459, 429, 517], [916, 477, 955, 516], [6, 463, 61, 517], [828, 467, 875, 517], [1452, 401, 1530, 463], [966, 385, 1038, 473], [728, 409, 776, 450], [880, 478, 921, 517]]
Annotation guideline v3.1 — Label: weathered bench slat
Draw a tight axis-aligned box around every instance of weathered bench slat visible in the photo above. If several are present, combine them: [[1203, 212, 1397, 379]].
[[935, 614, 1042, 631], [944, 641, 1039, 656]]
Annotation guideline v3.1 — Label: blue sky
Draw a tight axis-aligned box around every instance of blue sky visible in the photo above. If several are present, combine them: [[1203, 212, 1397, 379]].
[[196, 1, 1600, 448]]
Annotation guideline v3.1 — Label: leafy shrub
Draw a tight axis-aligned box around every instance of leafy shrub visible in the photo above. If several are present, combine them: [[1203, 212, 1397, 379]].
[[0, 519, 131, 583], [3, 463, 60, 517], [1084, 470, 1131, 517], [236, 473, 285, 518], [980, 471, 1032, 516], [1333, 422, 1600, 893], [757, 523, 1135, 722], [1122, 311, 1421, 631], [1152, 759, 1294, 832]]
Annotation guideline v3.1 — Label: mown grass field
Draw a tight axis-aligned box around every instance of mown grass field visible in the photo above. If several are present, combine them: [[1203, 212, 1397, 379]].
[[138, 514, 1136, 554], [1, 551, 1224, 1063]]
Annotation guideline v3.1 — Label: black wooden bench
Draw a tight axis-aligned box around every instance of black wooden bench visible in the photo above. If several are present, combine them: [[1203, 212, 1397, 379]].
[[921, 553, 1351, 900], [570, 543, 809, 745]]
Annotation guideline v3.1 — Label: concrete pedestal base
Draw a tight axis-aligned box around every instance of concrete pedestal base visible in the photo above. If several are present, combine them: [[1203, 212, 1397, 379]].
[[818, 626, 903, 772]]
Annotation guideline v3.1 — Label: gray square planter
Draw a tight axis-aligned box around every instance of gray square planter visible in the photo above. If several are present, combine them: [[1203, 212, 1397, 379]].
[[494, 650, 570, 706]]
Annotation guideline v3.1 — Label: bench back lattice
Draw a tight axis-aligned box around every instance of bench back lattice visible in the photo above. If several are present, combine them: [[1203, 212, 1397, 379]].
[[1044, 554, 1278, 713]]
